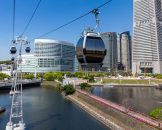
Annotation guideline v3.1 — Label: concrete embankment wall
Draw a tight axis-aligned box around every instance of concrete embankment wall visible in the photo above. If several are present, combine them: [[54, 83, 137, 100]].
[[0, 81, 41, 91], [68, 91, 158, 130], [67, 93, 126, 130]]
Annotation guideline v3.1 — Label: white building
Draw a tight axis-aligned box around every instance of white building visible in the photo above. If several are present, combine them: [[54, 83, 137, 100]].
[[132, 0, 162, 74], [0, 64, 12, 76], [19, 39, 75, 73], [20, 54, 38, 73], [34, 39, 75, 72]]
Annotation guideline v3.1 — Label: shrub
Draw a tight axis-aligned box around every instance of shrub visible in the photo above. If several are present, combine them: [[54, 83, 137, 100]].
[[64, 72, 72, 77], [154, 74, 162, 79], [55, 83, 62, 91], [63, 84, 75, 95], [44, 72, 54, 81], [43, 72, 65, 81], [83, 75, 95, 83], [23, 73, 34, 79], [74, 72, 84, 78], [149, 108, 162, 120], [88, 75, 95, 83], [36, 73, 44, 79], [80, 83, 91, 89]]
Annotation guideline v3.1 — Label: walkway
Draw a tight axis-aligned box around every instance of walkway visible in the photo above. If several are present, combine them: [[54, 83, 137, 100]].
[[68, 94, 126, 130]]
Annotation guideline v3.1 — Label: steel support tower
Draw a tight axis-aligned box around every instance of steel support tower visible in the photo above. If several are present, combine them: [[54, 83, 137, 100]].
[[6, 36, 30, 130]]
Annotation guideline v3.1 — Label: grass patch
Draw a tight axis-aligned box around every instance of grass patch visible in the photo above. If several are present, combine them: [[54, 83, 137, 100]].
[[103, 78, 162, 85]]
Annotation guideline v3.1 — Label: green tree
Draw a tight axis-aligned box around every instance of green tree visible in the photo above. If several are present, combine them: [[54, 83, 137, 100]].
[[23, 73, 34, 79], [44, 72, 54, 81], [64, 71, 72, 77], [88, 75, 95, 83], [36, 73, 44, 79], [83, 75, 95, 83], [56, 74, 63, 81], [0, 73, 10, 80], [0, 60, 12, 65], [74, 72, 84, 78], [154, 74, 162, 79], [80, 83, 91, 89], [52, 72, 64, 81], [63, 84, 75, 95]]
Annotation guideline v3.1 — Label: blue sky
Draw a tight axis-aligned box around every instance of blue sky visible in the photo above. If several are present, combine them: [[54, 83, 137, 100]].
[[0, 0, 133, 60]]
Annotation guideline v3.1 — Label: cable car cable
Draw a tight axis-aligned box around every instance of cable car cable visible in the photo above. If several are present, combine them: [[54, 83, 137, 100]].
[[12, 0, 16, 40], [21, 0, 42, 36], [97, 0, 112, 10], [37, 0, 112, 38], [10, 0, 17, 55], [37, 11, 92, 38]]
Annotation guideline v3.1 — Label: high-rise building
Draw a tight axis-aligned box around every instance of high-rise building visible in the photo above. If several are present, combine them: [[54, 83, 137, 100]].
[[101, 32, 117, 72], [101, 32, 132, 73], [117, 33, 121, 64], [120, 31, 132, 72], [133, 0, 162, 74]]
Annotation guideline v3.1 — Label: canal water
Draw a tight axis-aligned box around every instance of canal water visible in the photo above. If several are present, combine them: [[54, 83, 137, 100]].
[[0, 87, 109, 130], [91, 86, 162, 114]]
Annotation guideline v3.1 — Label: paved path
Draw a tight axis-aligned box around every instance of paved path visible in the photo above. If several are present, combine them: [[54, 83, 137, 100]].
[[68, 95, 125, 130], [77, 89, 162, 130]]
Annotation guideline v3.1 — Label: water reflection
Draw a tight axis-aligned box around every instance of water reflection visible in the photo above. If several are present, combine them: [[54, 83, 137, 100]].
[[0, 87, 109, 130], [91, 86, 162, 114]]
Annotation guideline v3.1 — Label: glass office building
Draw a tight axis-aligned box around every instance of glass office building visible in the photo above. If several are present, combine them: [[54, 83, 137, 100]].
[[101, 32, 117, 72], [133, 0, 162, 74], [34, 39, 75, 72]]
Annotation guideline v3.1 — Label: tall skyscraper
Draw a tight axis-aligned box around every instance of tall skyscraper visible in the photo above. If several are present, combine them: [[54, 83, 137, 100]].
[[120, 31, 132, 72], [101, 32, 117, 72], [133, 0, 162, 74], [117, 33, 121, 64]]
